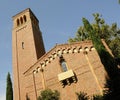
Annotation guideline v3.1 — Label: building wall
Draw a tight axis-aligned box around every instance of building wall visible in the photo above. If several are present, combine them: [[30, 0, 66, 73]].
[[25, 42, 106, 100], [12, 8, 45, 100], [12, 8, 107, 100]]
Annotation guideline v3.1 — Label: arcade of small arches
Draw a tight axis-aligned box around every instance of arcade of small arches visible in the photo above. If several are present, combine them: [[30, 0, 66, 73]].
[[32, 45, 95, 74], [16, 15, 27, 26]]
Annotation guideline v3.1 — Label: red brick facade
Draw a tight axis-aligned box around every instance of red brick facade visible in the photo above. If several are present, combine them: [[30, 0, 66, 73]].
[[12, 8, 107, 100]]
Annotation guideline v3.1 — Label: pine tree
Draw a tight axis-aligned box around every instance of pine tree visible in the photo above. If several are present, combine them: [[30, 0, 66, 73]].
[[6, 72, 13, 100]]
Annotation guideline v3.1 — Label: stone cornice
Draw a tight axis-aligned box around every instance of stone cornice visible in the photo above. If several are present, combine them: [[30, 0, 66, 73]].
[[23, 40, 95, 76], [23, 41, 94, 75]]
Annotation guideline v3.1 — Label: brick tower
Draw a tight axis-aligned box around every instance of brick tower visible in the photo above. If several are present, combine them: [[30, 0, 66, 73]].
[[12, 8, 45, 100]]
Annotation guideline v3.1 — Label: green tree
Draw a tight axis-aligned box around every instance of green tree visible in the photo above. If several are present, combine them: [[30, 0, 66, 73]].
[[92, 94, 103, 100], [38, 89, 60, 100], [6, 72, 13, 100], [109, 37, 120, 58], [76, 92, 89, 100], [82, 17, 120, 100], [68, 13, 120, 58]]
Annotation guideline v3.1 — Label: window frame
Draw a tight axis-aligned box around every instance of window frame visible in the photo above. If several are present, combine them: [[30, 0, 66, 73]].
[[59, 57, 68, 72]]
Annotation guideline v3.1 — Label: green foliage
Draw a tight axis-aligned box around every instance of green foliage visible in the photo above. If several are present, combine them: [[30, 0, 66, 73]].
[[38, 89, 60, 100], [68, 12, 120, 99], [92, 94, 103, 100], [68, 26, 90, 42], [82, 17, 120, 100], [68, 13, 120, 58], [76, 92, 103, 100], [109, 37, 120, 58], [76, 92, 89, 100], [6, 72, 13, 100]]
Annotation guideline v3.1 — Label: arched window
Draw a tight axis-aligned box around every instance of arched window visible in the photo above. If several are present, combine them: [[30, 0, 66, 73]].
[[59, 56, 68, 72], [20, 17, 23, 24], [61, 61, 68, 72], [16, 19, 20, 26], [23, 15, 27, 22]]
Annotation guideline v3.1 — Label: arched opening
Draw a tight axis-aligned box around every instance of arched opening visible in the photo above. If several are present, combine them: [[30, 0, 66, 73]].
[[16, 19, 20, 26], [59, 56, 68, 72], [61, 61, 68, 72], [20, 17, 23, 24], [23, 15, 27, 22]]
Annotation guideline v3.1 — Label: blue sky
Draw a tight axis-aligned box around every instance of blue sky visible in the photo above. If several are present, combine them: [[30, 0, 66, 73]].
[[0, 1, 120, 100]]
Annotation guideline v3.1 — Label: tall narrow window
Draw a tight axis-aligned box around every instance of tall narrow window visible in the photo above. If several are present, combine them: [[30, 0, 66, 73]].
[[20, 17, 23, 24], [23, 15, 27, 22], [22, 42, 24, 49], [61, 61, 68, 72], [59, 56, 68, 72], [17, 19, 20, 26]]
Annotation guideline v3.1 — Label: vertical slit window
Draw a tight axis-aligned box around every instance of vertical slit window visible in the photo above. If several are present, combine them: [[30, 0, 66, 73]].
[[17, 19, 20, 26], [61, 61, 68, 72], [20, 17, 23, 24], [59, 56, 68, 72], [22, 42, 24, 49], [23, 15, 27, 22]]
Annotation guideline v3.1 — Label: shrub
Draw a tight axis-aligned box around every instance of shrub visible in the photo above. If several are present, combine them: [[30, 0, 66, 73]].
[[38, 89, 60, 100]]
